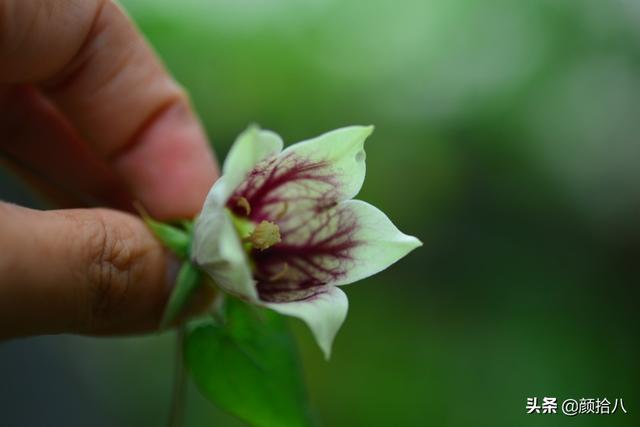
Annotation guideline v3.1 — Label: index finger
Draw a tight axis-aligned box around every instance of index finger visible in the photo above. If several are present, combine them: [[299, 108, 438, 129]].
[[0, 0, 218, 219]]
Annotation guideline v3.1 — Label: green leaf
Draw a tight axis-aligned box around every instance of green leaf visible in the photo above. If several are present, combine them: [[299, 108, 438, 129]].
[[185, 299, 315, 427], [143, 217, 192, 260], [180, 220, 195, 235], [161, 261, 202, 328]]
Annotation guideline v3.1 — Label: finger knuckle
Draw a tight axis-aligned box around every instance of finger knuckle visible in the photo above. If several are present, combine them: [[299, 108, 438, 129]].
[[77, 211, 145, 329]]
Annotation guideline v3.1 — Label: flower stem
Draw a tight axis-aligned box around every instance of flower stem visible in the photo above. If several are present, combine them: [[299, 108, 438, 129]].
[[168, 326, 187, 427]]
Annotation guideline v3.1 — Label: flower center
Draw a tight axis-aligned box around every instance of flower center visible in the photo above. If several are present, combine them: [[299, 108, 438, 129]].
[[247, 221, 281, 250]]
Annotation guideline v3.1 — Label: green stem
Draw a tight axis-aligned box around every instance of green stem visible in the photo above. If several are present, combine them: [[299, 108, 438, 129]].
[[168, 326, 187, 427], [161, 262, 202, 328]]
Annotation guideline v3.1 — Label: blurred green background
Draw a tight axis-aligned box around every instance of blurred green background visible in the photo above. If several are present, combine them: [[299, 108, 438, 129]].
[[1, 0, 639, 425]]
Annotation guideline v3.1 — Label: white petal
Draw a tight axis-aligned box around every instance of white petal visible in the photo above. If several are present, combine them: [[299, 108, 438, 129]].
[[204, 126, 284, 208], [280, 125, 373, 201], [264, 286, 348, 360], [192, 126, 283, 299], [192, 207, 258, 301], [332, 199, 422, 286]]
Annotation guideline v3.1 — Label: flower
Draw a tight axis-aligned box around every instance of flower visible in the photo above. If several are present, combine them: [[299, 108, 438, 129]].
[[192, 125, 422, 358]]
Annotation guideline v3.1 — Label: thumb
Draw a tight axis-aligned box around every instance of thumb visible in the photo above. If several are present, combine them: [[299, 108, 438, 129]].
[[0, 202, 178, 338]]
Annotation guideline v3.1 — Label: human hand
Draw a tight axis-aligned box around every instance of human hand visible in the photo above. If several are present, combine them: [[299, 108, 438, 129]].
[[0, 0, 218, 338]]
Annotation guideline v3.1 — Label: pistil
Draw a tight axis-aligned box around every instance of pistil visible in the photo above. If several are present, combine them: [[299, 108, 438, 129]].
[[248, 221, 281, 250]]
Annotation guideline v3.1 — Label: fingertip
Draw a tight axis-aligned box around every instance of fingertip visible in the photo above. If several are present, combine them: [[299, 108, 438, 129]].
[[0, 205, 174, 337], [112, 101, 218, 220]]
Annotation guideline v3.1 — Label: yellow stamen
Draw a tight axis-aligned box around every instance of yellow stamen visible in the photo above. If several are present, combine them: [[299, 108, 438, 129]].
[[275, 201, 289, 220], [236, 197, 251, 216], [269, 263, 289, 281], [248, 221, 281, 250]]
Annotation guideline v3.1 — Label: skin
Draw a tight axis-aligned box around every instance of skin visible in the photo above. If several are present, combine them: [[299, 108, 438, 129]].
[[0, 0, 219, 338]]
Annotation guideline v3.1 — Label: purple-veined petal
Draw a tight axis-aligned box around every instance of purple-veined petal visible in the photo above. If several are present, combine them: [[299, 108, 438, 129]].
[[264, 286, 348, 359], [226, 126, 372, 223], [279, 126, 372, 200], [205, 126, 283, 209], [330, 200, 422, 286], [250, 202, 359, 302], [248, 199, 420, 301]]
